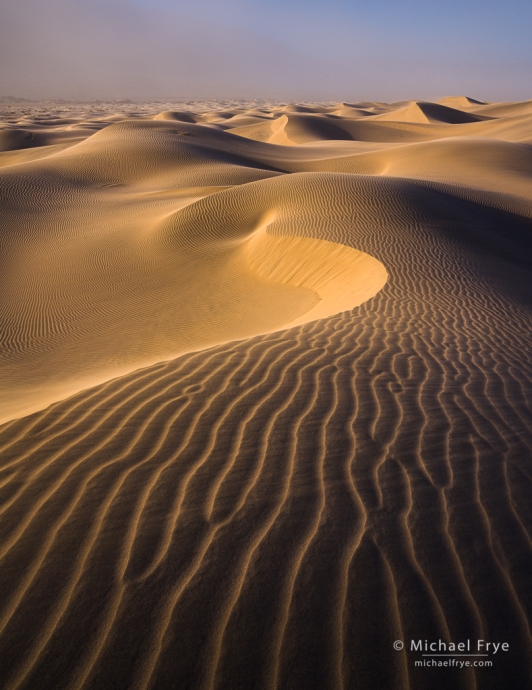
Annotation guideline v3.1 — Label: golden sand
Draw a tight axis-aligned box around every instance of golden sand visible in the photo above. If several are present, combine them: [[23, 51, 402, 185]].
[[0, 97, 531, 690]]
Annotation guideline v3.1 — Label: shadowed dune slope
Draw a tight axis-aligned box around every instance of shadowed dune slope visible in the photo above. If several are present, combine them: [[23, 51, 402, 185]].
[[0, 98, 532, 690]]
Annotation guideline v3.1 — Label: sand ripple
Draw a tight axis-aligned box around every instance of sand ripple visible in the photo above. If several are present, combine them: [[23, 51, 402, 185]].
[[0, 98, 531, 689]]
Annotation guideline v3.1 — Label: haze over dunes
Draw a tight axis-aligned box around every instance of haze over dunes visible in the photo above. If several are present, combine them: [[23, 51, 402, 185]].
[[1, 0, 532, 101], [1, 97, 532, 690]]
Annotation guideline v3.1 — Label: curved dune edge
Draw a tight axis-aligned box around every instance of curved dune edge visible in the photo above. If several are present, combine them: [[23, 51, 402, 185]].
[[0, 214, 387, 424], [246, 225, 387, 326]]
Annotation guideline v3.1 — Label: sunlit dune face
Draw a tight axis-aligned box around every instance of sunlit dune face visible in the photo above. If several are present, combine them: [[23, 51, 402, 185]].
[[0, 115, 390, 423]]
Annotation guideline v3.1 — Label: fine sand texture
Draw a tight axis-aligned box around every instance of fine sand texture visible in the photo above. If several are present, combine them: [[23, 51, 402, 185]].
[[1, 97, 532, 690]]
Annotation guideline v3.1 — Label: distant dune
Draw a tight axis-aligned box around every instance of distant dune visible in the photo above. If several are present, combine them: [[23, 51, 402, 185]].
[[0, 97, 531, 690]]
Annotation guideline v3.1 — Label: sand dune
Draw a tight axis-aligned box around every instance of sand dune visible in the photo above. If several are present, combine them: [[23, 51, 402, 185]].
[[437, 96, 487, 108], [368, 101, 490, 124], [0, 97, 532, 690], [466, 100, 532, 118]]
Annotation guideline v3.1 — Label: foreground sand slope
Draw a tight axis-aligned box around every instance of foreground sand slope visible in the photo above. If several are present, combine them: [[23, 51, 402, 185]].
[[0, 98, 531, 690]]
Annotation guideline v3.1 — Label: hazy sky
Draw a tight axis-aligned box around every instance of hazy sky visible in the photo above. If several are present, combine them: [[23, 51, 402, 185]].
[[1, 0, 531, 101]]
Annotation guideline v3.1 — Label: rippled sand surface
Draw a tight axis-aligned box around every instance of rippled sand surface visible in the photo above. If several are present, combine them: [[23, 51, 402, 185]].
[[1, 97, 531, 690]]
